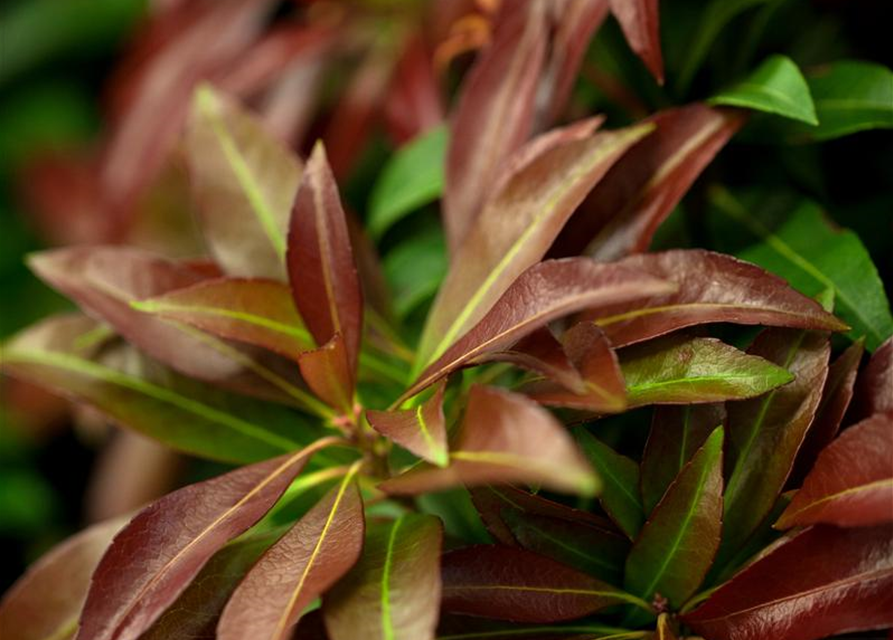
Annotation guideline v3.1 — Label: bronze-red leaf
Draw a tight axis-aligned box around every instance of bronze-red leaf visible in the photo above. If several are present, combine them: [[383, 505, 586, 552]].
[[608, 0, 663, 83]]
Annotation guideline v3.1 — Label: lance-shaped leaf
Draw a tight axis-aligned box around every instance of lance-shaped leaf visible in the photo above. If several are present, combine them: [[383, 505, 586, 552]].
[[443, 2, 547, 252], [852, 336, 893, 420], [620, 335, 794, 408], [420, 121, 653, 368], [625, 428, 724, 609], [608, 0, 663, 82], [556, 105, 744, 261], [471, 485, 630, 584], [323, 514, 443, 640], [683, 525, 893, 640], [75, 440, 338, 640], [776, 412, 893, 529], [804, 60, 893, 140], [641, 404, 725, 513], [186, 85, 301, 279], [217, 467, 364, 640], [297, 334, 353, 415], [575, 429, 644, 540], [403, 258, 674, 402], [381, 385, 597, 496], [0, 517, 125, 640], [367, 381, 448, 466], [1, 315, 314, 464], [287, 142, 363, 375], [788, 339, 863, 486], [583, 250, 847, 348], [720, 329, 830, 562], [441, 546, 648, 623]]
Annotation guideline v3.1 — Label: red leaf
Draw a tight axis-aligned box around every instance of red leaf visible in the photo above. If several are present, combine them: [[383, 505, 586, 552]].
[[608, 0, 663, 83], [583, 250, 848, 347], [683, 525, 893, 640], [297, 333, 354, 415], [851, 336, 893, 421], [367, 381, 448, 466], [777, 411, 893, 528], [383, 35, 444, 145], [287, 143, 364, 375]]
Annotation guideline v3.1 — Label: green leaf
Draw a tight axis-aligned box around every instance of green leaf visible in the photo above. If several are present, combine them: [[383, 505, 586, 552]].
[[710, 55, 818, 125], [625, 428, 724, 609], [323, 514, 443, 640], [368, 125, 448, 240], [383, 226, 448, 320], [620, 335, 794, 407], [713, 190, 893, 351], [806, 60, 893, 140], [574, 429, 644, 539]]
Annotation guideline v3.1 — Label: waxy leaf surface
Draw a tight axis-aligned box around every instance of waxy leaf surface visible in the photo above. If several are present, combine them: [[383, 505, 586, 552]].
[[584, 250, 847, 348], [441, 546, 644, 623], [608, 0, 663, 82], [625, 428, 724, 608], [186, 85, 300, 279], [218, 469, 364, 640], [620, 335, 794, 408], [323, 514, 443, 640], [367, 381, 448, 466], [296, 333, 353, 415], [777, 412, 893, 528], [684, 525, 893, 640], [382, 385, 597, 496]]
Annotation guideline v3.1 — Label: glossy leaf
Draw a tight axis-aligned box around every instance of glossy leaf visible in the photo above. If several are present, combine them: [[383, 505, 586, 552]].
[[619, 335, 794, 408], [471, 485, 630, 584], [777, 412, 893, 528], [420, 121, 653, 368], [720, 329, 830, 561], [806, 60, 893, 140], [443, 3, 547, 252], [575, 429, 644, 540], [713, 193, 891, 350], [287, 142, 363, 374], [608, 0, 663, 83], [0, 517, 124, 640], [75, 442, 336, 640], [625, 428, 724, 608], [584, 250, 847, 348], [684, 525, 893, 640], [641, 404, 725, 514], [297, 333, 354, 415], [383, 226, 448, 319], [323, 514, 443, 640], [367, 381, 448, 466], [368, 125, 447, 240], [217, 467, 364, 640], [382, 385, 598, 496], [403, 258, 674, 401], [556, 105, 744, 261], [441, 546, 647, 623], [852, 336, 893, 420], [1, 315, 313, 464]]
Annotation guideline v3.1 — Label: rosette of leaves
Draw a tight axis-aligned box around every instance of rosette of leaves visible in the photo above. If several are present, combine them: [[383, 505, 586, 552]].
[[2, 2, 892, 640]]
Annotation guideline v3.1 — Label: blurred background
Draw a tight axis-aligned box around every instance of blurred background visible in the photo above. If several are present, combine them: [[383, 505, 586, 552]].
[[1, 0, 891, 592]]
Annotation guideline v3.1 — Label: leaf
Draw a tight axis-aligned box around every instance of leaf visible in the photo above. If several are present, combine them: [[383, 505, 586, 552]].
[[368, 125, 448, 239], [470, 485, 630, 584], [440, 545, 648, 623], [619, 335, 794, 408], [583, 250, 848, 348], [419, 121, 653, 368], [720, 328, 830, 563], [186, 85, 301, 279], [217, 467, 365, 640], [323, 514, 443, 640], [382, 226, 448, 320], [287, 142, 364, 375], [640, 404, 725, 514], [575, 429, 644, 540], [367, 381, 448, 467], [443, 3, 547, 252], [1, 315, 315, 464], [655, 613, 679, 640], [435, 617, 642, 640], [608, 0, 663, 83], [75, 441, 337, 640], [0, 517, 125, 640], [713, 192, 892, 351], [381, 385, 598, 497], [805, 60, 893, 140], [556, 105, 745, 261], [625, 428, 724, 608], [852, 336, 893, 420], [776, 412, 893, 529], [683, 525, 893, 640], [403, 258, 674, 402], [297, 333, 354, 415]]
